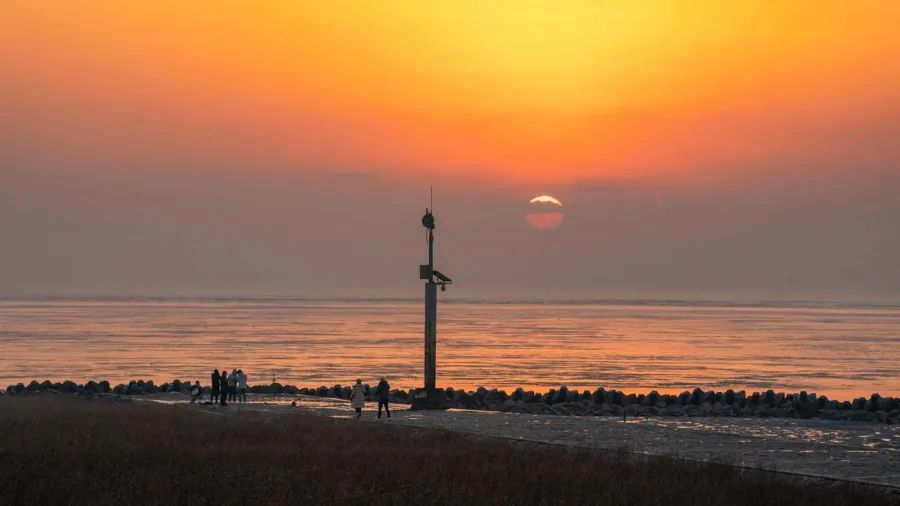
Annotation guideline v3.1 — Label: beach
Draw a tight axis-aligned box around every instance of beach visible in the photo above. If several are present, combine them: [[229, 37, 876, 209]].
[[1, 394, 897, 506], [134, 391, 900, 488], [278, 395, 900, 488], [5, 384, 900, 489]]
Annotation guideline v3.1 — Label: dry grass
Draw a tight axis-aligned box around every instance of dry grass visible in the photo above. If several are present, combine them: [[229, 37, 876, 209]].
[[0, 396, 895, 506]]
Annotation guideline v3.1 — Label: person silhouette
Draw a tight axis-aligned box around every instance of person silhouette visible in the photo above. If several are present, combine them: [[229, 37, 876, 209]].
[[219, 370, 228, 406], [376, 377, 391, 419], [210, 369, 220, 404], [227, 369, 238, 402]]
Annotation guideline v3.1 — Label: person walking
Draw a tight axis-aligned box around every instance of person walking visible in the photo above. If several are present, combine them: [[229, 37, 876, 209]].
[[350, 379, 366, 419], [376, 377, 391, 419], [219, 370, 228, 406], [237, 369, 248, 403], [210, 368, 220, 404]]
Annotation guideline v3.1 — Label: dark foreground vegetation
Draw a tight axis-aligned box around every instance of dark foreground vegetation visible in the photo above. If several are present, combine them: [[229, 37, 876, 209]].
[[0, 397, 896, 505]]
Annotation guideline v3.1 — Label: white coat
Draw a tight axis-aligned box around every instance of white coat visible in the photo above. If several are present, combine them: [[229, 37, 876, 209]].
[[350, 384, 366, 409]]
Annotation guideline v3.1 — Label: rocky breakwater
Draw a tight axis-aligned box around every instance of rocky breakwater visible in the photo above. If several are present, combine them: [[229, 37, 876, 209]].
[[2, 379, 169, 397], [291, 384, 899, 423], [437, 386, 899, 423], [0, 379, 409, 402], [3, 379, 114, 396], [2, 378, 303, 397], [226, 383, 900, 423]]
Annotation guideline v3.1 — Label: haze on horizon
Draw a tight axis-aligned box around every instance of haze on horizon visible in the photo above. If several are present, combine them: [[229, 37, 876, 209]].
[[2, 2, 899, 302]]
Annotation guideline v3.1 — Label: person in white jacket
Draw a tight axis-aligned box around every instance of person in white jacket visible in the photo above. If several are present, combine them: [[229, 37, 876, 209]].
[[350, 379, 366, 419], [237, 370, 248, 403]]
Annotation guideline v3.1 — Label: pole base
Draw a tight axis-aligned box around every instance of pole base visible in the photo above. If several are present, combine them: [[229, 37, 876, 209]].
[[410, 388, 451, 410]]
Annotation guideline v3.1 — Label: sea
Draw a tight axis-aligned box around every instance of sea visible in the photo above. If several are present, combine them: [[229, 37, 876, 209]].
[[1, 297, 898, 400]]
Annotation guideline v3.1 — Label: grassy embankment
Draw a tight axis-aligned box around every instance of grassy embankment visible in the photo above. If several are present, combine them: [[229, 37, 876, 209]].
[[0, 396, 895, 505]]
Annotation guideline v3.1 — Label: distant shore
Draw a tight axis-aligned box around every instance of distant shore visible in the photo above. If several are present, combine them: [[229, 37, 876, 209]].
[[4, 378, 898, 423]]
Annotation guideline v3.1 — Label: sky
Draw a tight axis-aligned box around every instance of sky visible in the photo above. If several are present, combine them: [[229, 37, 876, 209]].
[[1, 1, 899, 301]]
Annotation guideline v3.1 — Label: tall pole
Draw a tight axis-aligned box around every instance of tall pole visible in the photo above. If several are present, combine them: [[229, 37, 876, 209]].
[[424, 223, 437, 392], [424, 292, 436, 392], [418, 205, 449, 409]]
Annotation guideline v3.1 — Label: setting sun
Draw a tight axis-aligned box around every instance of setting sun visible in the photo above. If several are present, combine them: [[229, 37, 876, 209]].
[[526, 195, 565, 230]]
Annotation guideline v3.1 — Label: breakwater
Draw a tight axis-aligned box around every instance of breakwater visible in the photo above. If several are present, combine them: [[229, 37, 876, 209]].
[[4, 379, 898, 423]]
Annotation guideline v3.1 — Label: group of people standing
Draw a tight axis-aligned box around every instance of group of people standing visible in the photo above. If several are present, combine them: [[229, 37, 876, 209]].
[[197, 370, 391, 417], [210, 368, 248, 406]]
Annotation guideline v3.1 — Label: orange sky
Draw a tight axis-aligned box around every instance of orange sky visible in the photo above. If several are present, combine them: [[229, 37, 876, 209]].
[[2, 2, 900, 299], [3, 1, 900, 185]]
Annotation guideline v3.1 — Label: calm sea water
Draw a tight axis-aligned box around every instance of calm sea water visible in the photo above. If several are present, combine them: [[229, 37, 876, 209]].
[[1, 298, 898, 399]]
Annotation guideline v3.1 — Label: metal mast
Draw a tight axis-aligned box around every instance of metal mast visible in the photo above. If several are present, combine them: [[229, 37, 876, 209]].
[[418, 202, 451, 403]]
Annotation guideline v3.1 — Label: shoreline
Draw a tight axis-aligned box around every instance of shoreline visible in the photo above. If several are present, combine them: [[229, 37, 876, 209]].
[[5, 378, 898, 423], [5, 392, 900, 490], [3, 395, 896, 505], [163, 394, 900, 490], [271, 395, 900, 490]]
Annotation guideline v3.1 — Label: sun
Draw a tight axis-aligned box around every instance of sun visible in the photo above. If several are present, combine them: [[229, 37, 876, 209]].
[[526, 195, 565, 231]]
